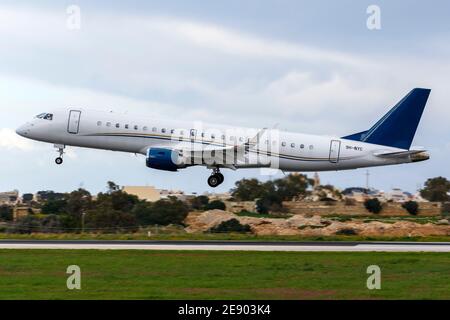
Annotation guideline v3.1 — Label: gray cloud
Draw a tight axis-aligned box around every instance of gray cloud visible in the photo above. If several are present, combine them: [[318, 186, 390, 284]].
[[0, 3, 448, 194]]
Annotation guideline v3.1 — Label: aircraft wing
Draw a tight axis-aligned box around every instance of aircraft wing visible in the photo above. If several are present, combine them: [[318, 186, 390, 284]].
[[143, 128, 269, 169]]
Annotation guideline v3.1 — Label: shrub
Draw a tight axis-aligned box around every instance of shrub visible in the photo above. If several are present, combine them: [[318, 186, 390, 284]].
[[133, 199, 189, 226], [190, 196, 209, 210], [364, 198, 382, 214], [441, 202, 450, 215], [402, 201, 419, 215], [205, 200, 226, 211], [209, 219, 251, 233], [335, 228, 358, 235], [0, 205, 13, 221], [7, 215, 41, 234], [85, 208, 137, 233], [255, 198, 269, 214]]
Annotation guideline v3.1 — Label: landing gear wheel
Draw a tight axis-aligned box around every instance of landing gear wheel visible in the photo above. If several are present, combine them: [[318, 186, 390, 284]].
[[54, 144, 65, 165], [208, 174, 221, 188], [216, 173, 224, 184]]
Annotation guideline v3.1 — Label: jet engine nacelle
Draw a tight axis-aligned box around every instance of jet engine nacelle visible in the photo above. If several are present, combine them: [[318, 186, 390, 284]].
[[146, 148, 186, 172]]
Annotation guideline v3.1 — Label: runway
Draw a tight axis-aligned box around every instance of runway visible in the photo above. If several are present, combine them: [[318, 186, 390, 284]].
[[0, 240, 449, 252]]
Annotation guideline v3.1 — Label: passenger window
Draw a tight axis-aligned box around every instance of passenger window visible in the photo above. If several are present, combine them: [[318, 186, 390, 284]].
[[180, 130, 185, 136], [171, 129, 175, 134], [300, 144, 304, 149], [309, 145, 314, 150], [143, 126, 148, 131], [134, 125, 138, 130], [281, 142, 286, 147], [97, 121, 102, 126], [291, 143, 295, 148], [125, 124, 129, 129], [116, 123, 120, 128], [106, 122, 111, 127], [162, 128, 166, 133], [152, 127, 157, 132], [211, 134, 215, 139], [221, 135, 225, 140]]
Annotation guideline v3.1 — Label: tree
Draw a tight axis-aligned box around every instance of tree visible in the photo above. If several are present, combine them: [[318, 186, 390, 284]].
[[0, 205, 13, 221], [40, 214, 64, 233], [274, 174, 312, 201], [364, 198, 382, 214], [85, 206, 137, 233], [189, 195, 210, 210], [22, 193, 34, 203], [133, 198, 189, 226], [205, 200, 226, 210], [41, 199, 67, 215], [63, 189, 92, 229], [420, 177, 450, 202], [107, 181, 120, 193], [231, 174, 312, 213], [8, 215, 40, 234], [402, 201, 419, 215], [37, 190, 65, 201], [66, 189, 92, 216], [231, 179, 268, 201], [210, 219, 251, 233]]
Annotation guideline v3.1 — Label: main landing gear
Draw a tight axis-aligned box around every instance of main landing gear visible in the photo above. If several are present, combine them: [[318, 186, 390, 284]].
[[207, 168, 224, 188], [54, 144, 65, 165]]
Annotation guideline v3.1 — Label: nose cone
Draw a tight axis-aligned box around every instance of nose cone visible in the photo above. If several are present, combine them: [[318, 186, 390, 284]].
[[16, 124, 29, 137]]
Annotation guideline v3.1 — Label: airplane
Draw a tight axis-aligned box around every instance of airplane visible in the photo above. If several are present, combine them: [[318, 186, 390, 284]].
[[16, 88, 431, 188]]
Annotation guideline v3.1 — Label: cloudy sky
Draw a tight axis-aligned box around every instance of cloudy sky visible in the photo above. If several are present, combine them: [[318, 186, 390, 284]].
[[1, 0, 449, 195]]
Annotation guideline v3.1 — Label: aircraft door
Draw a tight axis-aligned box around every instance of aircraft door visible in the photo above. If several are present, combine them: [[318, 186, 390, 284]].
[[68, 110, 81, 134], [190, 129, 197, 143], [329, 140, 341, 163]]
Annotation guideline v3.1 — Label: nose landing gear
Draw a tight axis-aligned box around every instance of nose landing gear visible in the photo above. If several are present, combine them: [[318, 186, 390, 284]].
[[207, 168, 224, 188], [54, 144, 65, 165]]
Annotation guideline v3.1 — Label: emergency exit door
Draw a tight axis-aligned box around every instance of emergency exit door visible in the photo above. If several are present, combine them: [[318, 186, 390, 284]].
[[329, 140, 341, 163], [68, 110, 81, 134]]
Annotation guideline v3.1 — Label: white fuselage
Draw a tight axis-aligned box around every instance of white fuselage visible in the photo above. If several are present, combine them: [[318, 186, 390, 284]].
[[16, 107, 416, 172]]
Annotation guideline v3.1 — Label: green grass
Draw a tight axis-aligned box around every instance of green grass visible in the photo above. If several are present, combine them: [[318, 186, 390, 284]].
[[0, 232, 449, 242], [235, 211, 292, 219], [0, 250, 449, 299]]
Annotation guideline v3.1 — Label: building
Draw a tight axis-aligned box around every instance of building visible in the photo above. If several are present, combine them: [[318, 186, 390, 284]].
[[0, 190, 19, 205], [384, 188, 413, 202], [122, 186, 161, 202], [159, 189, 185, 200], [203, 192, 232, 202]]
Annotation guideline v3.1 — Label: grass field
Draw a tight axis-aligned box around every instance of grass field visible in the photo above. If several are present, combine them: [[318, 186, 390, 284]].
[[1, 232, 449, 242], [0, 249, 449, 299]]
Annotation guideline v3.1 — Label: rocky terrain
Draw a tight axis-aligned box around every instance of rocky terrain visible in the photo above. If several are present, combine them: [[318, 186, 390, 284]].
[[184, 210, 450, 237]]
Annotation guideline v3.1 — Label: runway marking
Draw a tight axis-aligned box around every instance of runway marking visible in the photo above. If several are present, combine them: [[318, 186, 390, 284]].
[[0, 241, 449, 252]]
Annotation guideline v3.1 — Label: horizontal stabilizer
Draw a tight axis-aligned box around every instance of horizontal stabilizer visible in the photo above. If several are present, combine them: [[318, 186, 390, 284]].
[[373, 149, 426, 158]]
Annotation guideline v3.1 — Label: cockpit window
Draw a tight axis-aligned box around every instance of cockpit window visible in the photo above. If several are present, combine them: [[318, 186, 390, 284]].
[[35, 113, 53, 120]]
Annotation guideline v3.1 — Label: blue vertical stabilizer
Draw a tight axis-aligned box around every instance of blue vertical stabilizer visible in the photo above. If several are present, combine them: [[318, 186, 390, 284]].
[[342, 88, 431, 149]]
